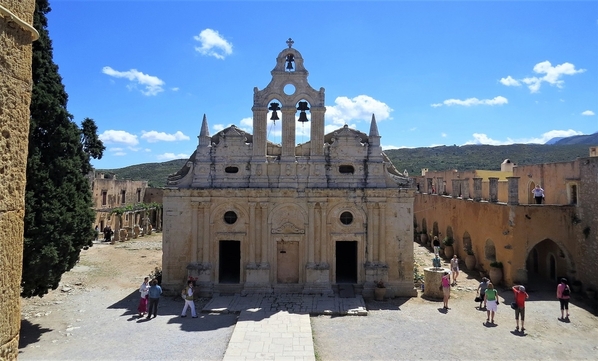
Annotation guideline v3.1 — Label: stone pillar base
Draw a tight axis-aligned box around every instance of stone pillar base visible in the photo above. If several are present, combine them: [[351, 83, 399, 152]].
[[423, 267, 449, 299]]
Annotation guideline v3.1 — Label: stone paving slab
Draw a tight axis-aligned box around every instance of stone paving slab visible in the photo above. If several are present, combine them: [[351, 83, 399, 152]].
[[203, 294, 367, 316], [222, 310, 315, 361]]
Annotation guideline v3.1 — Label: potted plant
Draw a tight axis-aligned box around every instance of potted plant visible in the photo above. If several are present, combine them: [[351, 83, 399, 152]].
[[374, 280, 386, 301], [489, 261, 503, 285], [420, 231, 429, 246], [443, 237, 454, 259], [464, 248, 476, 270]]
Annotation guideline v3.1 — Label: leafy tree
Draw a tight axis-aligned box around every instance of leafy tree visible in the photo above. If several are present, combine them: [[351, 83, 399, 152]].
[[22, 0, 105, 298]]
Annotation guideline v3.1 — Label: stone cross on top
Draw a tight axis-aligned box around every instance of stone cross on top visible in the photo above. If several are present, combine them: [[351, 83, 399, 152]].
[[286, 38, 294, 48]]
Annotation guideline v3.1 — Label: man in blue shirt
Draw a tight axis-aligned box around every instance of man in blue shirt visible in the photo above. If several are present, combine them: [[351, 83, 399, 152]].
[[146, 279, 162, 319]]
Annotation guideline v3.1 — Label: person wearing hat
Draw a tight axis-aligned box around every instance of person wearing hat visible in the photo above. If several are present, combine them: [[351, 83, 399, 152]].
[[512, 285, 529, 332], [477, 277, 490, 309], [557, 278, 571, 319]]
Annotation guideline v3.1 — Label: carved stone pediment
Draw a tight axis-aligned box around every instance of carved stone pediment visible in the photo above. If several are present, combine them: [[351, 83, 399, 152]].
[[271, 221, 305, 234]]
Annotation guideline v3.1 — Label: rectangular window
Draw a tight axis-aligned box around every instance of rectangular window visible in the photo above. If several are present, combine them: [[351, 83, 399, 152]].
[[121, 190, 126, 204], [102, 191, 107, 206], [137, 189, 141, 202]]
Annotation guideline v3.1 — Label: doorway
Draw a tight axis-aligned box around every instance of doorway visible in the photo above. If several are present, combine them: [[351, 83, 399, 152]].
[[219, 241, 240, 283], [336, 241, 357, 284], [277, 241, 299, 283]]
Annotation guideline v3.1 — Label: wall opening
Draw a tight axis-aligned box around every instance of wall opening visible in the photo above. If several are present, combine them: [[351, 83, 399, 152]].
[[336, 241, 357, 284], [219, 241, 240, 284], [484, 239, 496, 261], [569, 184, 578, 205]]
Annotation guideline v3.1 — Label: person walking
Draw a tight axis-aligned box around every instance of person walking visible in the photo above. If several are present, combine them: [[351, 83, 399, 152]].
[[477, 277, 490, 309], [450, 255, 460, 285], [557, 278, 571, 319], [432, 236, 440, 256], [442, 271, 451, 309], [180, 281, 197, 318], [484, 283, 498, 324], [146, 279, 162, 319], [137, 277, 150, 317], [94, 225, 99, 241], [532, 185, 545, 204], [513, 285, 529, 332]]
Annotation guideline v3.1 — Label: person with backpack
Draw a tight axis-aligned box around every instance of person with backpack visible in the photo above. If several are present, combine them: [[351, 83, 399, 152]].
[[557, 278, 571, 319]]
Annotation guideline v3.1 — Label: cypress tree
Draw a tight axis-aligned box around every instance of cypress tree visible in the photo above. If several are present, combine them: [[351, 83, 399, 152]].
[[22, 0, 105, 297]]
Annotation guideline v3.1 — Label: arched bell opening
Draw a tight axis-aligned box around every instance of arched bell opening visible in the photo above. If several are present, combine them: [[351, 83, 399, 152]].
[[295, 99, 312, 154], [266, 98, 283, 152]]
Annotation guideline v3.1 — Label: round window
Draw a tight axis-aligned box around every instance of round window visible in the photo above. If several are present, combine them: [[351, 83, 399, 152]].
[[224, 211, 238, 224], [283, 83, 295, 95], [340, 211, 353, 225]]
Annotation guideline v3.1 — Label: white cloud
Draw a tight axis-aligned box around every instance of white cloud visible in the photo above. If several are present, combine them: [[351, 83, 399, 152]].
[[441, 133, 447, 137], [193, 29, 233, 60], [171, 87, 179, 92], [499, 76, 521, 86], [464, 129, 584, 145], [582, 110, 595, 116], [99, 130, 139, 146], [326, 95, 392, 127], [502, 61, 585, 93], [432, 96, 508, 107], [157, 153, 190, 161], [141, 130, 190, 143], [102, 66, 165, 96]]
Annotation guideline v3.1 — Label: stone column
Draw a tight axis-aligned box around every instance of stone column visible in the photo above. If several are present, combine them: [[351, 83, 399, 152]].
[[366, 203, 375, 263], [281, 107, 296, 159], [202, 203, 210, 264], [0, 1, 36, 358], [462, 178, 470, 199], [488, 177, 499, 203], [248, 202, 256, 266], [260, 202, 269, 266], [473, 177, 483, 201], [426, 178, 433, 193], [307, 202, 315, 264], [320, 203, 328, 264], [437, 177, 444, 195], [191, 202, 199, 262], [309, 107, 325, 156], [507, 177, 520, 205], [378, 204, 386, 264], [451, 179, 460, 198], [251, 106, 267, 157]]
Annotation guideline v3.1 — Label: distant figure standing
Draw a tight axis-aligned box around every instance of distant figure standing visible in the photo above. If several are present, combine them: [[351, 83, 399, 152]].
[[432, 236, 440, 256], [557, 278, 571, 319], [513, 285, 529, 332], [442, 271, 451, 309], [477, 277, 490, 309], [137, 277, 150, 317], [146, 279, 162, 319], [180, 281, 197, 318], [484, 283, 498, 324], [532, 185, 545, 204], [94, 225, 99, 241], [450, 255, 460, 285], [103, 225, 112, 242]]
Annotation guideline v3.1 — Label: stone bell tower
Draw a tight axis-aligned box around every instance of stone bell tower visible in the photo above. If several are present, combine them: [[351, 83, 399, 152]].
[[250, 38, 327, 188]]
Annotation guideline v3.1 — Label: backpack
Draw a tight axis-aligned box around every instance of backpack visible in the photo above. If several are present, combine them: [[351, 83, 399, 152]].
[[562, 286, 570, 297]]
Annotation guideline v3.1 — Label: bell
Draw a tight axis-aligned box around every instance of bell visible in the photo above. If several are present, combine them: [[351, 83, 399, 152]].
[[285, 54, 294, 70], [298, 111, 308, 123], [286, 61, 293, 70], [268, 102, 281, 121]]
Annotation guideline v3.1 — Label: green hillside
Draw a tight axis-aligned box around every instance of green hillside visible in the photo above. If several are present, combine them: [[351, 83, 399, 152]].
[[97, 144, 591, 187]]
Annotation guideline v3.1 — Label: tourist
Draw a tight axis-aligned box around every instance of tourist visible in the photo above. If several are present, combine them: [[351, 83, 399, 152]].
[[512, 285, 529, 332], [137, 277, 150, 317], [532, 185, 545, 204], [442, 271, 451, 309], [180, 280, 197, 318], [484, 283, 498, 324], [450, 255, 459, 285], [146, 279, 162, 319], [432, 236, 440, 256], [477, 277, 490, 309], [94, 225, 99, 241], [557, 278, 571, 319]]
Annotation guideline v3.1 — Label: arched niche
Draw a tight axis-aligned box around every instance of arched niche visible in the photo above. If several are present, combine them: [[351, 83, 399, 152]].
[[484, 239, 496, 262]]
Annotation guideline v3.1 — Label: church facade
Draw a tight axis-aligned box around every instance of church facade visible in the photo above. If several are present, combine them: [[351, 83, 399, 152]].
[[162, 41, 416, 298]]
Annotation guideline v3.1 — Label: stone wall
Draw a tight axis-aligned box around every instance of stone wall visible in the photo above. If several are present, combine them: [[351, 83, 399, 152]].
[[0, 0, 36, 359]]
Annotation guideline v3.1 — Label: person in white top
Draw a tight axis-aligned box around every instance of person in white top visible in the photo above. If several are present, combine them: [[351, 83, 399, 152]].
[[180, 281, 197, 318], [532, 185, 545, 204], [137, 277, 150, 317]]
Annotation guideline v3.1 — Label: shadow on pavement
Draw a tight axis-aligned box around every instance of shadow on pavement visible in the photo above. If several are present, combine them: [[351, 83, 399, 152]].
[[366, 297, 410, 311], [18, 319, 52, 349], [167, 313, 238, 332]]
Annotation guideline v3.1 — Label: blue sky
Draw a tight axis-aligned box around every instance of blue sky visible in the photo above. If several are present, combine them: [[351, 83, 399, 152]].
[[46, 0, 598, 169]]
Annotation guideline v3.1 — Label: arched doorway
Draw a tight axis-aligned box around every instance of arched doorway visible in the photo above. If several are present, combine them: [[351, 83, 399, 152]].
[[526, 239, 571, 284]]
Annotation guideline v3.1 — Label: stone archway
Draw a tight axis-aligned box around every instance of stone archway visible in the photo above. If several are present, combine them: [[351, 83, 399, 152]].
[[526, 238, 573, 283]]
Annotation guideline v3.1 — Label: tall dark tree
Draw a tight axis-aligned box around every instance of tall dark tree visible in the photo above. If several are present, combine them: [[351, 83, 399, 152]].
[[22, 0, 105, 297]]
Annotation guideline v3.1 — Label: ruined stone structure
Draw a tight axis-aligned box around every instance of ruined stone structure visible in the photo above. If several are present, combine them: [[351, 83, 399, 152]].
[[89, 172, 162, 241], [163, 41, 416, 298], [413, 150, 598, 295], [0, 1, 37, 358]]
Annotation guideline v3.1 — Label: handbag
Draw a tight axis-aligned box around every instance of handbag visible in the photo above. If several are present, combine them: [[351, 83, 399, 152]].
[[511, 302, 517, 310], [474, 296, 482, 303]]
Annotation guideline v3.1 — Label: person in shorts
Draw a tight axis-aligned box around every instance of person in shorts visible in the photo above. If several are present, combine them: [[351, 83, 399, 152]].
[[513, 285, 529, 332], [477, 277, 489, 309], [556, 278, 571, 319], [432, 236, 440, 256], [450, 255, 459, 285]]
